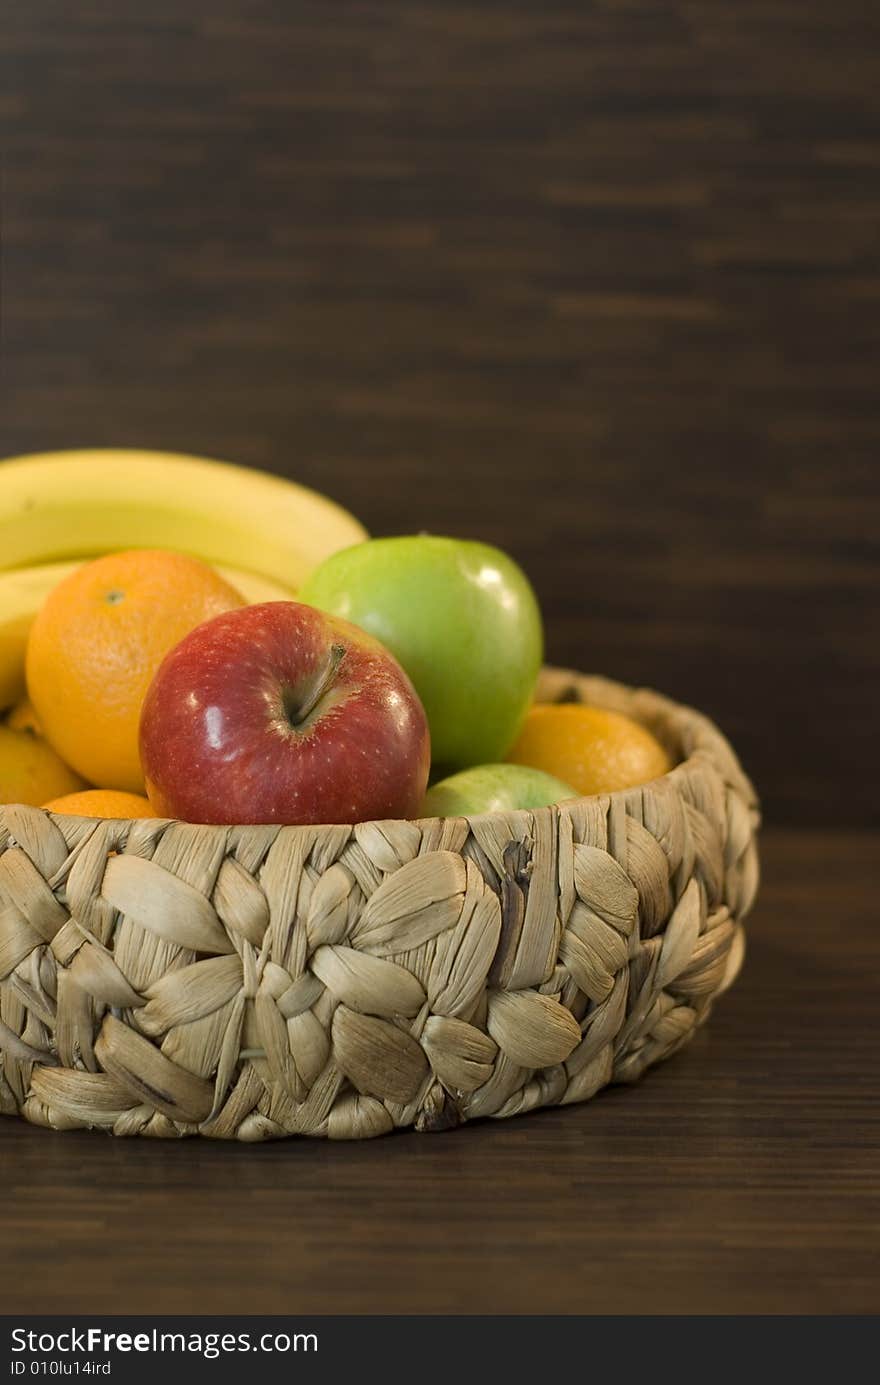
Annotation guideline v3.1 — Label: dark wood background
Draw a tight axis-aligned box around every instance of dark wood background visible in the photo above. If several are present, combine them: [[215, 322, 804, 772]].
[[1, 1, 878, 828], [0, 2, 878, 1319]]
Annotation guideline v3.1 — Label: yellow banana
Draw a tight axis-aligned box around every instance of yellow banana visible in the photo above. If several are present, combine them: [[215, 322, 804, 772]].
[[0, 559, 297, 714], [0, 450, 367, 589], [214, 566, 298, 604]]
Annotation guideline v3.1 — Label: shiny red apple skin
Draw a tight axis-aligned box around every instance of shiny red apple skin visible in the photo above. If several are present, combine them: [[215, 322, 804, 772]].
[[139, 601, 431, 826]]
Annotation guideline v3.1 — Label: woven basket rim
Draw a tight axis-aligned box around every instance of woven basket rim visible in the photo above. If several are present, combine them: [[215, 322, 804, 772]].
[[31, 666, 759, 834]]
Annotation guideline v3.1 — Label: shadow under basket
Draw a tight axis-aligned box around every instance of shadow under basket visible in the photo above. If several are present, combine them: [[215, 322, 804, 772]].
[[0, 668, 760, 1142]]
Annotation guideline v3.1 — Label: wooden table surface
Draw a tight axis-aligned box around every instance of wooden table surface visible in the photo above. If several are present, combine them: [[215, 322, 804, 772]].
[[2, 826, 876, 1316]]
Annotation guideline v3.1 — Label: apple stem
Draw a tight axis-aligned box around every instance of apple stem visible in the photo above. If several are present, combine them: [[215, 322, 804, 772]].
[[290, 643, 346, 726]]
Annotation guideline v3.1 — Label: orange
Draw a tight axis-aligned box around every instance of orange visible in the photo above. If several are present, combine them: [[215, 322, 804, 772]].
[[507, 703, 672, 796], [0, 724, 86, 806], [42, 788, 155, 818], [26, 549, 244, 792], [6, 697, 42, 736]]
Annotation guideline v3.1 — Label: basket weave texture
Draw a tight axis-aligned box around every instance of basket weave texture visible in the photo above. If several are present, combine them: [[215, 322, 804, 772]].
[[0, 669, 759, 1142]]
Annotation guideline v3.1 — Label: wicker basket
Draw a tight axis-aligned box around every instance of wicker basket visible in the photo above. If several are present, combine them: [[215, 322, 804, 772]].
[[0, 668, 759, 1142]]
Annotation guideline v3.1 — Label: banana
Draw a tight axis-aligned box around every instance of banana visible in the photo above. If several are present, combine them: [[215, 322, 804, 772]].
[[0, 450, 367, 589], [0, 559, 297, 714], [214, 565, 298, 604]]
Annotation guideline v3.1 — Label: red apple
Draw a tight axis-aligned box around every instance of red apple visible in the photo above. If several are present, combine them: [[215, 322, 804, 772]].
[[139, 601, 431, 825]]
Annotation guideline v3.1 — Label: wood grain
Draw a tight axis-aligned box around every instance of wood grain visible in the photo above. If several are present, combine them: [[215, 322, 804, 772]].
[[0, 2, 878, 828], [0, 826, 877, 1315]]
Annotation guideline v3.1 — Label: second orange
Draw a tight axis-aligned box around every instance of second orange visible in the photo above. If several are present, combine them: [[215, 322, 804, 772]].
[[507, 702, 672, 797]]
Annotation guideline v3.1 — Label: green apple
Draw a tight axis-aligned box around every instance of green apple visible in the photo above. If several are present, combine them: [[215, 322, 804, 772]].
[[299, 536, 543, 771], [422, 763, 576, 817]]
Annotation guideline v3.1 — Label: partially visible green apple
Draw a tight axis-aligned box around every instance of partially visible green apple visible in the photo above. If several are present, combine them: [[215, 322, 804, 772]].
[[299, 536, 543, 771], [421, 763, 576, 817]]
